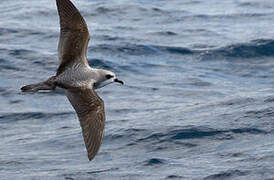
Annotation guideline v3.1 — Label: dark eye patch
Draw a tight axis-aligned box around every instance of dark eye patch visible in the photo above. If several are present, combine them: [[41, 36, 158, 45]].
[[105, 74, 114, 79]]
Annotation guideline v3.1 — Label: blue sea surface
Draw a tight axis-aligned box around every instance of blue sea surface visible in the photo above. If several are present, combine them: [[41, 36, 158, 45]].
[[1, 0, 274, 179]]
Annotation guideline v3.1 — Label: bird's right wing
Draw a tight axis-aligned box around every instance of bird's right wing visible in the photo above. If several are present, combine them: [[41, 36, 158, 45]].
[[66, 87, 105, 161], [56, 0, 90, 75]]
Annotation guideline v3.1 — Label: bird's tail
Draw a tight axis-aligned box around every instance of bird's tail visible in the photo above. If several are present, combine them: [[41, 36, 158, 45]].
[[21, 77, 56, 92]]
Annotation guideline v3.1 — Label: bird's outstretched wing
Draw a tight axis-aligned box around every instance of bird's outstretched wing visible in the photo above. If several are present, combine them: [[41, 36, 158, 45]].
[[56, 0, 90, 75], [66, 87, 105, 161]]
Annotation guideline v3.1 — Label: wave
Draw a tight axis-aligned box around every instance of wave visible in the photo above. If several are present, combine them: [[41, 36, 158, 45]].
[[0, 112, 73, 123], [88, 58, 117, 70], [136, 126, 266, 143], [204, 169, 249, 180], [144, 158, 166, 166], [0, 27, 19, 36], [92, 5, 171, 17], [151, 31, 178, 36], [90, 39, 274, 59], [90, 43, 194, 56], [103, 126, 267, 145], [166, 175, 184, 179], [189, 12, 270, 20], [0, 87, 13, 97], [199, 39, 274, 60], [245, 107, 274, 119]]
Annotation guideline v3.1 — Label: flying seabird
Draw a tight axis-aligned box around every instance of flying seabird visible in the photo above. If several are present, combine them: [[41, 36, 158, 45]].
[[21, 0, 124, 161]]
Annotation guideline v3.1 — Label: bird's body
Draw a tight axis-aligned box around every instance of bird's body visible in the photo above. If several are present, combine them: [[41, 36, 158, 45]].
[[21, 0, 123, 161]]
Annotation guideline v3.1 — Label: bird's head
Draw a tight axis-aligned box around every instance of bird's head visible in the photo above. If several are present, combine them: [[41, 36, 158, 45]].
[[93, 69, 124, 89]]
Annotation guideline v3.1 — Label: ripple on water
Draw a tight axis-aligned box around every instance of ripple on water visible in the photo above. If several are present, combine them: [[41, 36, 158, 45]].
[[144, 158, 166, 166], [204, 169, 249, 180], [0, 112, 72, 123]]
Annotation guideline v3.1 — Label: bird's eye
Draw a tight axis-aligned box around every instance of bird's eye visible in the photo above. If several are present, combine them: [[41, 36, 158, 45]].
[[105, 74, 114, 79]]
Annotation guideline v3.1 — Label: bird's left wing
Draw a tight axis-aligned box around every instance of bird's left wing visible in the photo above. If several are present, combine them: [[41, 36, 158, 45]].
[[66, 87, 105, 161], [56, 0, 90, 75]]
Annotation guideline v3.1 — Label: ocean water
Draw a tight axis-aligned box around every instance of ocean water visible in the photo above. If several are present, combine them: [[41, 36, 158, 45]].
[[0, 0, 274, 179]]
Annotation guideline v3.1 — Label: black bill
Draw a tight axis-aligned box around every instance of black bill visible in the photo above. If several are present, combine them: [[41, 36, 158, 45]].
[[114, 78, 124, 85]]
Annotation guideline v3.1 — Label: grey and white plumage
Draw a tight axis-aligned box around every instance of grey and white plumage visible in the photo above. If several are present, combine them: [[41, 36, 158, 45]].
[[21, 0, 123, 161]]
